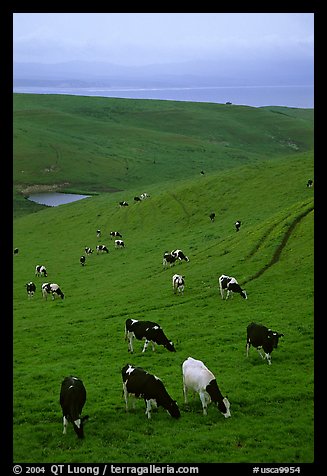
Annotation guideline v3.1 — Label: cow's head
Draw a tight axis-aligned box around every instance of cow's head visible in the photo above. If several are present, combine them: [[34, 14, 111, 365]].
[[217, 397, 231, 418], [73, 415, 89, 439], [164, 340, 176, 352], [268, 330, 284, 348], [166, 400, 181, 419], [240, 290, 247, 299]]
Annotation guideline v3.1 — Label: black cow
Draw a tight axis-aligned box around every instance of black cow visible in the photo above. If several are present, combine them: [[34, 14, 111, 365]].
[[14, 248, 19, 254], [218, 274, 247, 300], [122, 364, 181, 419], [119, 201, 129, 207], [80, 256, 86, 266], [235, 220, 242, 232], [59, 376, 89, 438], [209, 212, 216, 222], [125, 318, 176, 353], [96, 245, 109, 254], [134, 196, 141, 202], [25, 281, 36, 298], [246, 322, 284, 365], [306, 179, 313, 188], [110, 231, 122, 238]]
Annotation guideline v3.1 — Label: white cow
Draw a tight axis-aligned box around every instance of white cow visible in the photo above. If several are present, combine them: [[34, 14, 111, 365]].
[[182, 357, 231, 417]]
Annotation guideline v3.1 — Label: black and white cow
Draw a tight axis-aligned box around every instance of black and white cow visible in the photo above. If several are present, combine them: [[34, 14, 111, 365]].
[[172, 274, 185, 294], [25, 281, 36, 298], [124, 318, 176, 354], [122, 364, 181, 419], [42, 283, 65, 300], [119, 201, 129, 207], [306, 179, 313, 188], [218, 274, 247, 300], [35, 265, 47, 277], [209, 212, 216, 222], [246, 322, 284, 365], [115, 239, 125, 248], [182, 357, 231, 417], [60, 376, 89, 438], [235, 220, 242, 232], [84, 247, 93, 255], [14, 248, 19, 254], [80, 256, 86, 266], [96, 229, 101, 239], [96, 244, 109, 254], [163, 252, 178, 268], [110, 231, 122, 239], [171, 249, 189, 262], [140, 192, 150, 200]]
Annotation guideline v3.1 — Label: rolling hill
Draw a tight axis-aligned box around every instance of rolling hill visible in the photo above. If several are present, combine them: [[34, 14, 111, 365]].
[[13, 94, 314, 464]]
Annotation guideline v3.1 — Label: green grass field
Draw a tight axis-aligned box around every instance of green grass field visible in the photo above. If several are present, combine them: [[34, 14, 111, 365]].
[[13, 94, 314, 464]]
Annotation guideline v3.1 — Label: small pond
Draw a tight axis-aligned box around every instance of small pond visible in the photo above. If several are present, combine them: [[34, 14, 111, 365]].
[[27, 192, 91, 207]]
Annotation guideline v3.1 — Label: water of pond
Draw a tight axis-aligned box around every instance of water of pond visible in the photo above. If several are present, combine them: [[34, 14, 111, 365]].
[[27, 192, 91, 207]]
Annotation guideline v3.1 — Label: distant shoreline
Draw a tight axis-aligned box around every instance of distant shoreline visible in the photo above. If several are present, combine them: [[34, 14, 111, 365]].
[[13, 84, 314, 109]]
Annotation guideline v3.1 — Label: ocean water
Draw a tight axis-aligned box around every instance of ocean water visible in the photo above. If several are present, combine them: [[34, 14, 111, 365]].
[[13, 84, 313, 108]]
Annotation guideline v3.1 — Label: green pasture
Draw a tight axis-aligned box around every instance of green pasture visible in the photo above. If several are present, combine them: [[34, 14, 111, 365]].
[[13, 94, 314, 464]]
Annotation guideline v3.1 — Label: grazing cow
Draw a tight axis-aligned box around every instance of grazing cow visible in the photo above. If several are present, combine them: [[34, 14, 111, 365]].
[[246, 322, 284, 365], [14, 248, 19, 254], [200, 170, 205, 176], [96, 244, 109, 254], [60, 376, 89, 438], [163, 252, 178, 268], [124, 318, 176, 354], [110, 231, 122, 239], [42, 283, 65, 300], [235, 220, 242, 232], [119, 201, 129, 207], [182, 357, 231, 417], [134, 196, 141, 202], [25, 281, 36, 298], [122, 364, 181, 419], [35, 265, 47, 277], [84, 247, 93, 255], [306, 179, 313, 188], [140, 192, 150, 200], [209, 212, 216, 222], [218, 274, 247, 300], [96, 229, 101, 238], [80, 256, 86, 266], [171, 249, 189, 262], [115, 239, 125, 248], [172, 274, 185, 294]]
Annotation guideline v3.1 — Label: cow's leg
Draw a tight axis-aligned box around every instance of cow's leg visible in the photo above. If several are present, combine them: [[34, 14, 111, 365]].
[[219, 284, 224, 299], [246, 342, 250, 357], [123, 383, 129, 411], [265, 353, 272, 365], [63, 416, 68, 434], [142, 339, 150, 352], [199, 390, 208, 415], [183, 381, 188, 404], [145, 400, 152, 419], [257, 348, 265, 360], [127, 333, 134, 353], [151, 341, 156, 352]]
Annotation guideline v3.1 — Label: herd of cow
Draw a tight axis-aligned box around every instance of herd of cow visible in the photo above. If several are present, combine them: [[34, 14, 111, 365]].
[[21, 221, 285, 440]]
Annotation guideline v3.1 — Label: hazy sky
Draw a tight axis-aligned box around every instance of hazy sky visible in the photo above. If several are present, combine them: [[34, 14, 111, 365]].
[[13, 12, 314, 66]]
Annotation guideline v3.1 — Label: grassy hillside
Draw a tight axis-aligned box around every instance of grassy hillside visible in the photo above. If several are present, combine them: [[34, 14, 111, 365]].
[[13, 139, 314, 465], [13, 94, 313, 218]]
